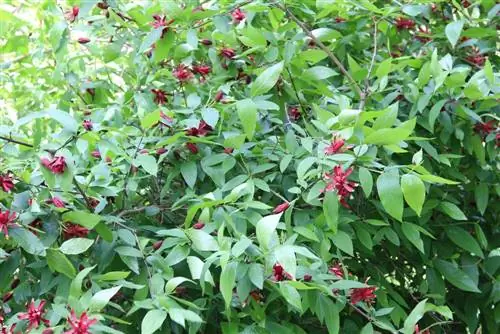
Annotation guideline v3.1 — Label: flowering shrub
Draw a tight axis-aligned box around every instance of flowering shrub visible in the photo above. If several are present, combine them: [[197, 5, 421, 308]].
[[0, 1, 499, 333]]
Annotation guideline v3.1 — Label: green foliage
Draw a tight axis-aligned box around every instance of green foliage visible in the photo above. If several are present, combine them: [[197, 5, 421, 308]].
[[0, 0, 498, 333]]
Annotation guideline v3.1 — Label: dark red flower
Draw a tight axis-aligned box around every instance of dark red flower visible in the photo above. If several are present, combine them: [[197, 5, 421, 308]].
[[173, 64, 193, 82], [231, 8, 246, 23], [78, 37, 91, 44], [395, 17, 415, 30], [324, 138, 346, 155], [41, 156, 66, 174], [186, 143, 199, 154], [288, 106, 301, 121], [151, 89, 168, 105], [88, 197, 100, 209], [220, 48, 236, 59], [151, 15, 167, 29], [2, 291, 14, 303], [152, 240, 163, 250], [350, 286, 377, 304], [91, 150, 101, 158], [214, 91, 224, 102], [65, 310, 97, 334], [0, 174, 14, 193], [65, 6, 79, 22], [82, 120, 93, 131], [273, 202, 289, 214], [192, 64, 211, 77], [224, 147, 234, 154], [186, 120, 212, 137], [201, 39, 212, 46], [303, 274, 312, 282], [47, 197, 65, 208], [466, 53, 486, 66], [0, 210, 17, 238], [324, 166, 358, 207], [329, 263, 345, 278], [63, 223, 89, 239], [474, 120, 496, 137], [156, 148, 167, 155], [193, 221, 205, 229], [272, 263, 292, 281], [462, 0, 471, 8], [18, 299, 50, 330]]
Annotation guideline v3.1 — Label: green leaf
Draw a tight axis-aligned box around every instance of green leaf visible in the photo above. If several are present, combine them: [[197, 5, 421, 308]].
[[256, 213, 282, 250], [62, 211, 101, 229], [10, 228, 46, 256], [438, 202, 467, 220], [46, 249, 76, 278], [358, 167, 373, 197], [89, 285, 122, 312], [434, 259, 480, 293], [136, 154, 158, 176], [165, 277, 194, 294], [180, 161, 197, 188], [46, 109, 78, 133], [236, 99, 258, 140], [375, 58, 392, 78], [330, 230, 353, 256], [59, 238, 94, 255], [401, 222, 424, 253], [446, 226, 483, 258], [139, 28, 163, 53], [323, 191, 339, 234], [188, 229, 219, 252], [445, 20, 464, 48], [141, 309, 167, 334], [377, 170, 404, 221], [248, 264, 264, 289], [303, 66, 338, 80], [279, 283, 302, 311], [220, 262, 237, 309], [297, 157, 316, 180], [401, 174, 425, 216], [153, 30, 175, 62], [365, 119, 416, 145], [417, 174, 459, 185], [69, 266, 95, 301], [250, 61, 284, 96], [484, 58, 494, 84], [96, 271, 131, 281], [474, 183, 488, 215], [141, 111, 160, 129], [402, 299, 427, 334]]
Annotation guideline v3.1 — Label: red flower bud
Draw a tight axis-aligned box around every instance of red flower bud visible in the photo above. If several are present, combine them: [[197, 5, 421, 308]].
[[82, 119, 93, 131], [78, 37, 91, 44], [214, 91, 224, 102], [156, 148, 167, 155], [152, 240, 163, 250], [201, 39, 213, 46], [139, 149, 149, 154], [224, 147, 234, 154], [303, 274, 312, 282], [2, 291, 13, 302], [273, 202, 289, 214], [10, 278, 20, 289], [193, 222, 205, 229]]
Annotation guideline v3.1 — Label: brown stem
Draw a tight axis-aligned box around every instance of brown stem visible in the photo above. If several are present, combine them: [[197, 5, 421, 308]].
[[273, 2, 364, 100], [0, 135, 33, 148]]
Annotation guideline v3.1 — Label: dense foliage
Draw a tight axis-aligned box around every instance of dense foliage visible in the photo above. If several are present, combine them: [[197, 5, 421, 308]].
[[1, 0, 499, 333]]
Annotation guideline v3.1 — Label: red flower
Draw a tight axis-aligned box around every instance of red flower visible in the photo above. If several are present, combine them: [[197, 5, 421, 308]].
[[186, 120, 212, 137], [151, 15, 167, 29], [65, 310, 97, 334], [303, 274, 312, 282], [474, 120, 496, 137], [173, 64, 193, 82], [186, 142, 199, 154], [350, 286, 377, 304], [193, 221, 205, 229], [466, 53, 486, 67], [395, 17, 415, 30], [324, 138, 346, 155], [231, 8, 246, 23], [288, 106, 301, 121], [18, 299, 50, 330], [77, 37, 91, 44], [462, 0, 471, 8], [273, 202, 289, 214], [65, 6, 79, 23], [201, 39, 212, 46], [192, 64, 211, 77], [156, 148, 167, 155], [224, 147, 234, 154], [272, 263, 292, 281], [0, 174, 14, 193], [0, 210, 17, 238], [151, 89, 168, 105], [91, 150, 101, 158], [329, 263, 345, 278], [324, 166, 358, 207], [220, 48, 236, 59], [41, 156, 66, 174], [48, 197, 65, 208], [63, 223, 89, 239], [214, 91, 224, 102], [82, 120, 93, 131]]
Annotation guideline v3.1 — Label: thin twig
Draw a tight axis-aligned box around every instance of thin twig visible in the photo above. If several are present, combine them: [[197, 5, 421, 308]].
[[116, 204, 170, 218], [72, 178, 92, 209], [0, 135, 33, 147], [359, 18, 378, 111], [286, 67, 307, 114], [273, 2, 364, 100]]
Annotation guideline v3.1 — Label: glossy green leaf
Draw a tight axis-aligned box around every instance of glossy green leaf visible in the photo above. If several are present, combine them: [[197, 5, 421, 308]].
[[251, 61, 284, 96], [377, 170, 404, 221], [401, 174, 425, 216]]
